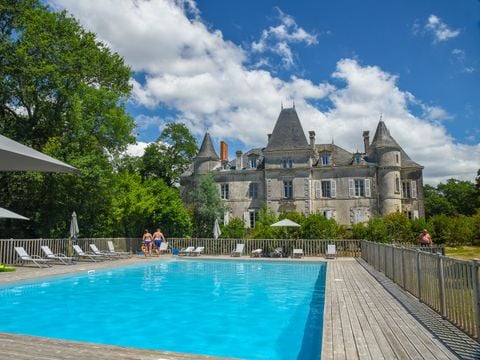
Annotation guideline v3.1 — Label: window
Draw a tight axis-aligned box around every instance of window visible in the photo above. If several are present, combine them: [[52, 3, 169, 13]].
[[353, 209, 367, 224], [282, 159, 293, 168], [249, 210, 258, 228], [353, 155, 361, 165], [402, 180, 417, 198], [395, 176, 400, 193], [322, 210, 333, 219], [315, 180, 336, 198], [349, 179, 371, 198], [220, 184, 229, 199], [395, 153, 400, 164], [249, 158, 257, 169], [248, 183, 258, 199], [283, 180, 293, 198], [320, 153, 331, 166]]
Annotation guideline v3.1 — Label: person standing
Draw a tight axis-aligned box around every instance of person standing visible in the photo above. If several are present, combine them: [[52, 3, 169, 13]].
[[153, 228, 166, 255], [142, 229, 153, 256], [419, 229, 432, 247]]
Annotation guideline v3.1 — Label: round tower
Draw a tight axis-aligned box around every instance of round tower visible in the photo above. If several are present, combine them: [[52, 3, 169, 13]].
[[194, 132, 221, 174]]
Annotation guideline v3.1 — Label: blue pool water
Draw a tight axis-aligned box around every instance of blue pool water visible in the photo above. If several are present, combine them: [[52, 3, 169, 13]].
[[0, 260, 326, 359]]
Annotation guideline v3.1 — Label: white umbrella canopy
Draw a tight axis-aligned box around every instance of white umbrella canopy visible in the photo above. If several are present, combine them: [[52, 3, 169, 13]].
[[270, 219, 301, 227], [0, 207, 29, 220], [70, 211, 79, 239], [0, 134, 79, 173], [213, 218, 221, 240]]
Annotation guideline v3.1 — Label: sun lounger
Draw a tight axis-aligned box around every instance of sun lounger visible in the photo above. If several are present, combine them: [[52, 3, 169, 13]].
[[15, 247, 52, 268], [179, 246, 194, 256], [251, 248, 262, 257], [41, 245, 75, 265], [189, 246, 204, 256], [158, 242, 169, 254], [325, 244, 337, 259], [271, 247, 283, 258], [107, 241, 131, 258], [73, 244, 104, 262], [89, 244, 118, 259], [230, 244, 244, 257], [292, 248, 304, 258]]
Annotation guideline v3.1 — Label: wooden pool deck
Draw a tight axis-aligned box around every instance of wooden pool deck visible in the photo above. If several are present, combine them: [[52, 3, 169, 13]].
[[0, 255, 479, 359]]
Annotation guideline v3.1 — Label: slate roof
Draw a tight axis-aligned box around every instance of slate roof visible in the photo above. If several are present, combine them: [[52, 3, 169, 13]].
[[264, 108, 309, 151], [314, 144, 354, 166], [196, 132, 219, 160]]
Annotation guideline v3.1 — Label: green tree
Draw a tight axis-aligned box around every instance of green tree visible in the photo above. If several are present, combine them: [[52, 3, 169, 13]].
[[142, 123, 197, 186], [221, 217, 246, 239], [423, 184, 457, 218], [437, 179, 479, 216], [301, 214, 342, 239], [384, 212, 413, 243], [190, 174, 224, 237], [0, 0, 134, 237], [253, 206, 278, 239]]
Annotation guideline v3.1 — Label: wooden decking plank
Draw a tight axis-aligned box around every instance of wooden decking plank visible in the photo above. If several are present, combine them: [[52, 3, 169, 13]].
[[331, 263, 347, 359]]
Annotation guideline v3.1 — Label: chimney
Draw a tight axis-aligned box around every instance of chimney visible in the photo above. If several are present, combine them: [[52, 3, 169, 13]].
[[267, 133, 272, 143], [236, 150, 243, 170], [220, 141, 228, 161], [363, 131, 370, 153], [309, 131, 316, 148]]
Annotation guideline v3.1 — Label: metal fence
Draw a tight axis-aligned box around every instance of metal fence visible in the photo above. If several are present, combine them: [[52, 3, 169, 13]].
[[361, 241, 480, 341], [0, 237, 362, 264]]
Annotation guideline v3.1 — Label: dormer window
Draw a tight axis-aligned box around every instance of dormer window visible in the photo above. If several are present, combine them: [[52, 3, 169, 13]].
[[282, 159, 293, 168], [249, 157, 257, 169], [320, 153, 331, 166], [353, 154, 361, 165]]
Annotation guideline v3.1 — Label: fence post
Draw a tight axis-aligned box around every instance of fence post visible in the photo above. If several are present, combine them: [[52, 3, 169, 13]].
[[401, 247, 406, 290], [472, 259, 480, 341], [437, 253, 446, 319], [416, 249, 422, 302], [391, 244, 395, 281]]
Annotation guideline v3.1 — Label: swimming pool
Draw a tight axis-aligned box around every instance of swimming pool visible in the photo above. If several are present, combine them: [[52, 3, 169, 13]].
[[0, 259, 326, 359]]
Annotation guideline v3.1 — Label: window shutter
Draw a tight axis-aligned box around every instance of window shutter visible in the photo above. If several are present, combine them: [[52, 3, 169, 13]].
[[411, 180, 417, 198], [331, 179, 336, 198], [413, 210, 419, 219], [224, 211, 230, 225], [315, 181, 321, 198], [365, 179, 371, 197], [243, 212, 250, 228], [348, 179, 354, 197]]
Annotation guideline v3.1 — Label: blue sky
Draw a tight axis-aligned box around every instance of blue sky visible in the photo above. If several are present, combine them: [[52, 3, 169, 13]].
[[51, 0, 479, 184]]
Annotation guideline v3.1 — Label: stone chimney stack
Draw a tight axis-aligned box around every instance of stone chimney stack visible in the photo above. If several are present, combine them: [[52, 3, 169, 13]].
[[363, 131, 370, 154], [236, 150, 243, 170], [220, 141, 228, 161], [309, 131, 316, 148]]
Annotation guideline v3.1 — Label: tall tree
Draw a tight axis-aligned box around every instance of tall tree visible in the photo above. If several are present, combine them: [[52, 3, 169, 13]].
[[0, 0, 134, 237], [141, 123, 197, 186]]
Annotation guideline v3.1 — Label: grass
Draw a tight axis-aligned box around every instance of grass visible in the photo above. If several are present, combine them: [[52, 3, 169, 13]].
[[445, 246, 480, 260], [0, 264, 16, 272]]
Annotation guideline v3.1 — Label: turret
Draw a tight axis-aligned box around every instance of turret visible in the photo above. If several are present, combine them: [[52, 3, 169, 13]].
[[194, 132, 221, 174]]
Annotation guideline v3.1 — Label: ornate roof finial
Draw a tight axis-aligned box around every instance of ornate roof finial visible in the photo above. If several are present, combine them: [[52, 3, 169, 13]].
[[281, 100, 283, 110], [379, 113, 383, 122], [331, 136, 334, 144], [293, 99, 295, 109]]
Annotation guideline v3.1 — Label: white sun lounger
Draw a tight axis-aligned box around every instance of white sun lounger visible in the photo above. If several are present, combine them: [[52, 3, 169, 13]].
[[179, 246, 194, 256], [251, 249, 262, 257], [230, 244, 244, 257], [41, 245, 75, 265], [158, 242, 169, 254], [89, 244, 118, 259], [73, 245, 104, 262], [292, 248, 304, 258], [326, 244, 337, 259], [107, 241, 131, 257], [15, 247, 52, 268], [189, 246, 204, 256]]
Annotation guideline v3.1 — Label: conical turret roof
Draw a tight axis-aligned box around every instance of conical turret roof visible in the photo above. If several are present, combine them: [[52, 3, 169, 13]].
[[264, 108, 309, 151], [196, 132, 219, 160], [369, 121, 402, 150]]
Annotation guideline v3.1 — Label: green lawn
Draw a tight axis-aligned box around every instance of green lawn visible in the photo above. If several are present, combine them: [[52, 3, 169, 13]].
[[446, 246, 480, 260]]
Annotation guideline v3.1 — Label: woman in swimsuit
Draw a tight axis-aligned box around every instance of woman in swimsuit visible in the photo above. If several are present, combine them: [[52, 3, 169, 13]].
[[153, 228, 166, 255], [142, 229, 153, 256]]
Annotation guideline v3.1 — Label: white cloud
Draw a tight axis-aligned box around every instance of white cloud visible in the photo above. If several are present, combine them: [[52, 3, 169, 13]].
[[251, 7, 317, 68], [425, 15, 460, 42], [125, 142, 149, 157], [50, 0, 479, 184]]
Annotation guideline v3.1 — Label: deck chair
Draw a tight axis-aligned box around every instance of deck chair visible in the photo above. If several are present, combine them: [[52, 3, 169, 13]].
[[292, 248, 304, 258], [107, 241, 131, 258], [271, 247, 283, 258], [251, 248, 263, 257], [89, 244, 118, 259], [15, 247, 52, 268], [230, 244, 245, 257], [158, 242, 169, 254], [179, 246, 194, 256], [326, 244, 337, 259], [73, 245, 103, 262], [190, 246, 204, 256], [41, 245, 75, 265]]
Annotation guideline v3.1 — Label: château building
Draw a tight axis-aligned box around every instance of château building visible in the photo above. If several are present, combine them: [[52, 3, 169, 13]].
[[180, 107, 424, 227]]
